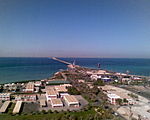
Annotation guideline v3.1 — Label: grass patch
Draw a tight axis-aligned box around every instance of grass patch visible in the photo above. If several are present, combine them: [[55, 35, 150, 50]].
[[0, 109, 96, 120]]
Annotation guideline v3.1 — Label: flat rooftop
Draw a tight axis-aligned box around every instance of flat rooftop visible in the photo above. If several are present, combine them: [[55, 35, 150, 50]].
[[13, 101, 22, 114], [46, 89, 58, 96], [64, 95, 79, 103], [0, 93, 10, 96], [40, 99, 46, 106], [107, 93, 120, 99], [0, 101, 10, 113], [26, 82, 34, 90], [50, 98, 63, 105], [54, 86, 67, 92]]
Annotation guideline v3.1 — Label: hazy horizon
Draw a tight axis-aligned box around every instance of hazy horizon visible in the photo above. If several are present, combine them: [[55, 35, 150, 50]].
[[0, 0, 150, 58]]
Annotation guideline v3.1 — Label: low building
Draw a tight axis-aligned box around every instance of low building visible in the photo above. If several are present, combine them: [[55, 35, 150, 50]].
[[25, 82, 34, 93], [54, 85, 68, 93], [13, 101, 22, 114], [107, 93, 121, 105], [0, 101, 10, 113], [34, 81, 42, 87], [0, 93, 11, 101], [62, 84, 72, 87], [40, 99, 46, 107], [78, 79, 85, 83], [63, 95, 79, 107], [50, 98, 63, 108], [60, 93, 69, 98], [46, 88, 58, 101], [35, 87, 40, 93], [15, 94, 37, 102], [101, 77, 112, 82], [90, 74, 101, 80]]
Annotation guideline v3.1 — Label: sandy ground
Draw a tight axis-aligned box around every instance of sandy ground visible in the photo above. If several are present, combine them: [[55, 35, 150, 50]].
[[102, 85, 150, 120]]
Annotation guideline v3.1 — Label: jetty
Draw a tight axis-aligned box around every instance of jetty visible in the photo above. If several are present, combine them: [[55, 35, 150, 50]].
[[51, 57, 72, 65]]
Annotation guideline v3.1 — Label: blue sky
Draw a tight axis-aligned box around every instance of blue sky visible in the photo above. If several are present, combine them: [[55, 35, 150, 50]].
[[0, 0, 150, 58]]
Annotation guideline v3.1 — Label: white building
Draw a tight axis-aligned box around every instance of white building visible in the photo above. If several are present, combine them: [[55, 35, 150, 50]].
[[90, 74, 101, 80], [63, 95, 79, 107], [46, 88, 58, 101], [15, 94, 37, 102], [34, 81, 42, 87], [107, 93, 120, 105], [25, 82, 34, 93], [54, 85, 68, 93], [0, 93, 11, 101], [60, 93, 69, 98], [13, 101, 22, 114], [0, 101, 10, 113], [50, 98, 63, 108]]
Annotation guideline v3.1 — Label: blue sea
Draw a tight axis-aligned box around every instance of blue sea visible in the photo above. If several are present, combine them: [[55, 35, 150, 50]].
[[0, 57, 150, 84]]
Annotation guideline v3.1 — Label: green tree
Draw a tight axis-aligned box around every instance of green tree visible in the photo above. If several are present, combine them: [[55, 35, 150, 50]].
[[116, 98, 123, 105]]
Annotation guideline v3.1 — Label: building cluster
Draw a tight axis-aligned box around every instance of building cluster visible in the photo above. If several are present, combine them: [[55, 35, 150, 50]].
[[0, 93, 10, 101], [45, 84, 79, 108], [86, 69, 145, 84], [15, 94, 37, 102], [0, 80, 80, 114]]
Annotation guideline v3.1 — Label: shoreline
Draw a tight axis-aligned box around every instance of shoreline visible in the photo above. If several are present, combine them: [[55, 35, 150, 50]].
[[1, 67, 149, 85]]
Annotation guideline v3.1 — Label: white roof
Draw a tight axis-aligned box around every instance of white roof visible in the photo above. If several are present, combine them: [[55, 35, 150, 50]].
[[107, 94, 120, 99], [63, 95, 79, 104], [0, 93, 10, 96], [13, 101, 22, 114], [40, 99, 46, 106], [102, 77, 111, 80], [50, 98, 63, 106], [0, 101, 10, 113]]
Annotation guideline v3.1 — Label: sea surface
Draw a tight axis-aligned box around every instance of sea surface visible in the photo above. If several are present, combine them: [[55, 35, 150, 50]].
[[0, 57, 150, 84]]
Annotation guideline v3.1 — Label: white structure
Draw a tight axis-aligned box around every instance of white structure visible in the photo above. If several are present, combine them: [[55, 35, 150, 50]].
[[0, 93, 11, 101], [107, 94, 120, 105], [40, 99, 46, 107], [63, 95, 79, 107], [60, 93, 69, 98], [13, 101, 22, 114], [15, 94, 37, 102], [46, 88, 58, 101], [34, 81, 42, 87], [90, 74, 101, 80], [25, 82, 34, 92], [62, 84, 72, 87], [54, 85, 67, 93], [0, 101, 10, 113], [50, 98, 63, 108]]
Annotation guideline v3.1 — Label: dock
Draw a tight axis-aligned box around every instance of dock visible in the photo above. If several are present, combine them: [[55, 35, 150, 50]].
[[52, 57, 72, 65]]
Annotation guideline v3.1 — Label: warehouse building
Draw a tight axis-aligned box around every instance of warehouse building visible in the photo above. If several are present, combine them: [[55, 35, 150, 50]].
[[63, 95, 79, 107], [13, 101, 22, 114], [0, 101, 10, 113], [54, 85, 68, 93], [50, 98, 63, 108], [46, 88, 58, 101]]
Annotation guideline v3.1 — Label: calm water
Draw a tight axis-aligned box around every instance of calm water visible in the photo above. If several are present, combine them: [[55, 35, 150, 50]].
[[0, 57, 150, 84]]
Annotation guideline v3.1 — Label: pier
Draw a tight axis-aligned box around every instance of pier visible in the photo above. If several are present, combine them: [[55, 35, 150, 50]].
[[51, 57, 72, 65]]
